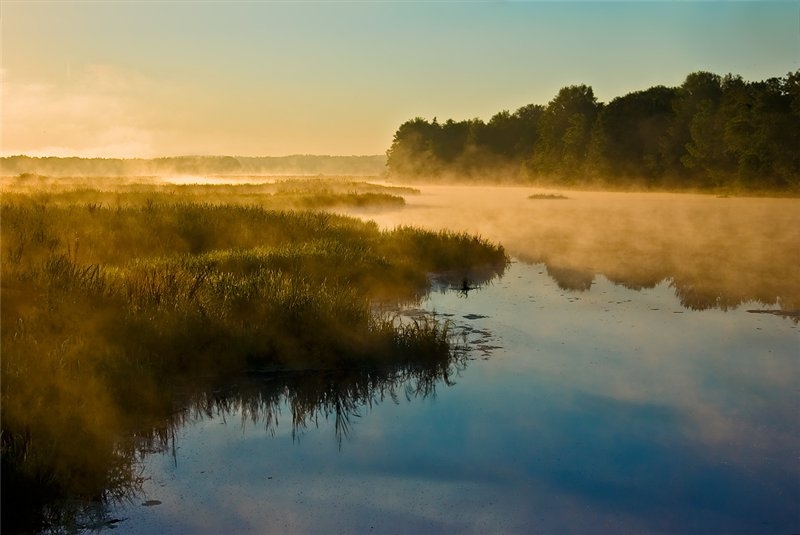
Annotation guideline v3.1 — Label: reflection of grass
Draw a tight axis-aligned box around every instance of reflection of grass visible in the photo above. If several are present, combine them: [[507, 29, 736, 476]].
[[0, 189, 506, 532], [189, 338, 467, 447]]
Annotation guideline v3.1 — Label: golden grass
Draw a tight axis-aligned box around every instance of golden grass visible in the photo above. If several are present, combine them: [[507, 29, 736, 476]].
[[0, 184, 506, 531]]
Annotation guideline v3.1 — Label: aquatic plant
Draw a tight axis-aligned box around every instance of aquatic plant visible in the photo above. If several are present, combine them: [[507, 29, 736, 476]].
[[0, 191, 506, 532], [528, 193, 569, 200], [0, 177, 418, 210]]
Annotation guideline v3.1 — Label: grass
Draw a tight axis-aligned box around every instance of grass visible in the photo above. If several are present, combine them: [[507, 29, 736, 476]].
[[0, 175, 418, 210], [528, 193, 569, 200], [0, 184, 507, 532]]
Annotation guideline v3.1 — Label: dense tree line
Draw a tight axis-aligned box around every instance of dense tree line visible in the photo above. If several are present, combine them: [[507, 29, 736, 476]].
[[386, 71, 800, 189]]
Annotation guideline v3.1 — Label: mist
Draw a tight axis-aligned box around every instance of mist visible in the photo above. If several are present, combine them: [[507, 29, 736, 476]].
[[1, 155, 387, 179], [2, 173, 797, 533], [339, 184, 800, 313], [3, 0, 797, 530]]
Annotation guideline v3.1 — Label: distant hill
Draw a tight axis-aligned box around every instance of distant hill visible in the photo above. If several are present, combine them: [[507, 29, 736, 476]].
[[0, 154, 387, 177]]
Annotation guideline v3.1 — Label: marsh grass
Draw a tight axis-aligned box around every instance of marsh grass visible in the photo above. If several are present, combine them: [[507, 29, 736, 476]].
[[528, 193, 569, 200], [0, 187, 506, 532], [0, 175, 418, 210]]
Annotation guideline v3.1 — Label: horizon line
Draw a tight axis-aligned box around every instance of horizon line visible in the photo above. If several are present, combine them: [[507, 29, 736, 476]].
[[1, 153, 388, 160]]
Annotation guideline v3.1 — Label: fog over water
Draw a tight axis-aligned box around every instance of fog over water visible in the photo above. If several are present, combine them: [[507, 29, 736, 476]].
[[339, 184, 800, 312], [110, 183, 798, 534]]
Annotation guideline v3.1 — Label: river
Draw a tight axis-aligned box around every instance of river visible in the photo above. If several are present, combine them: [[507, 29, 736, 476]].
[[108, 185, 799, 534]]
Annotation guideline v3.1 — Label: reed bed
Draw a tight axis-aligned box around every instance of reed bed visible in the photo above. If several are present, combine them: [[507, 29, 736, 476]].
[[0, 189, 506, 532], [0, 176, 417, 210]]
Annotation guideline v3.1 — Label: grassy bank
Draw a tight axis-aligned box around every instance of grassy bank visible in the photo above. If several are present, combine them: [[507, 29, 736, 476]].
[[0, 187, 507, 531], [1, 175, 419, 209]]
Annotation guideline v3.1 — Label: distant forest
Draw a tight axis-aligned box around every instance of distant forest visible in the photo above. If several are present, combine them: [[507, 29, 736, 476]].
[[0, 154, 386, 178], [387, 71, 800, 190]]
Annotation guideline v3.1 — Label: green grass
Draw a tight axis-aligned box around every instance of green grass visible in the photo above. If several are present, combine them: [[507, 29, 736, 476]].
[[528, 193, 569, 200], [0, 175, 418, 209], [0, 187, 506, 532]]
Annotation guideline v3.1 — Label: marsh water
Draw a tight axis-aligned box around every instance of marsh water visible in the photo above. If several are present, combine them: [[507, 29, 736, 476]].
[[106, 186, 799, 534]]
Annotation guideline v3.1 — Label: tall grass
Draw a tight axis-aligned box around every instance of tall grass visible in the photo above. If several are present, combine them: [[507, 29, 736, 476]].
[[0, 176, 417, 210], [0, 191, 506, 532]]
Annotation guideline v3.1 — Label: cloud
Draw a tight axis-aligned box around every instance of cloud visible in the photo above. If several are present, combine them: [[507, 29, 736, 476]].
[[1, 65, 159, 157], [0, 63, 391, 158]]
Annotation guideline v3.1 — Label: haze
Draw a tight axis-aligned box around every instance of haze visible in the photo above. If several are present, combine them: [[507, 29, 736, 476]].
[[337, 185, 800, 311], [2, 1, 798, 158]]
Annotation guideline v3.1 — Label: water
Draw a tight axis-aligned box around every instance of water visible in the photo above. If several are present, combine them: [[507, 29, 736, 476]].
[[108, 186, 799, 534]]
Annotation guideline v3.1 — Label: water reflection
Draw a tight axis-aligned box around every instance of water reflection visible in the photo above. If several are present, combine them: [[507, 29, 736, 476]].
[[92, 187, 799, 534], [340, 186, 800, 314], [22, 186, 799, 533], [544, 264, 595, 291], [18, 335, 470, 533], [413, 262, 799, 534], [110, 262, 798, 534], [538, 259, 799, 315], [186, 358, 467, 449], [537, 254, 798, 314]]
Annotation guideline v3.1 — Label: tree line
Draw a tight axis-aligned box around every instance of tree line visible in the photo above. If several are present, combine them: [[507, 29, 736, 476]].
[[386, 71, 800, 190], [1, 154, 386, 177]]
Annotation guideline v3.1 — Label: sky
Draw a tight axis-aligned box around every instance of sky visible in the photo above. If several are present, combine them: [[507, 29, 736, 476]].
[[1, 1, 798, 158]]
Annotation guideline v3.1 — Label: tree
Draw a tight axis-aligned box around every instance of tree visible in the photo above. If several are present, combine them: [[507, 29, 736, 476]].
[[385, 70, 797, 189], [660, 71, 722, 184], [386, 118, 441, 177], [511, 103, 545, 159], [591, 86, 677, 180], [528, 85, 600, 179], [435, 119, 470, 163]]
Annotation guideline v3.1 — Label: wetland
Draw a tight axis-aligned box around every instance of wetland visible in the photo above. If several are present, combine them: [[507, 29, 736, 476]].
[[1, 179, 798, 533]]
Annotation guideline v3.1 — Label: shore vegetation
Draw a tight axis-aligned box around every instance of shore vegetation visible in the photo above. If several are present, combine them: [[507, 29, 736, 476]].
[[0, 181, 507, 532]]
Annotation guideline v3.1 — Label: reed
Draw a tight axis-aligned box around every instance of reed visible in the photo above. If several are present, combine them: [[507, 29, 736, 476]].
[[0, 189, 507, 531], [0, 176, 418, 210]]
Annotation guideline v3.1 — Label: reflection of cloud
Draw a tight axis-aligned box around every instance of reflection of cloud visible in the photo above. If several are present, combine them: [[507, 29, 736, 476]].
[[414, 260, 800, 525], [113, 284, 798, 533], [127, 441, 653, 535], [1, 65, 157, 157]]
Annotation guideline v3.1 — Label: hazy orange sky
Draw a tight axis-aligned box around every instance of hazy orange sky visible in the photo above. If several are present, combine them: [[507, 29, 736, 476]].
[[2, 1, 797, 158]]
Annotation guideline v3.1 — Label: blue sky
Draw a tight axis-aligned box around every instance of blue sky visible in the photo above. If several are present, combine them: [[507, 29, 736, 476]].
[[2, 1, 798, 157]]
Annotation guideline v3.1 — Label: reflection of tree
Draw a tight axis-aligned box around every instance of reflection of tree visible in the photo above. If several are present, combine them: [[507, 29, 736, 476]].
[[604, 271, 663, 292], [670, 282, 732, 311], [545, 265, 595, 291], [508, 196, 797, 317], [669, 277, 797, 313], [520, 255, 798, 317]]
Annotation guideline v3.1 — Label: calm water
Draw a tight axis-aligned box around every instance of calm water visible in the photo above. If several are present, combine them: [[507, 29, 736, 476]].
[[109, 186, 799, 534]]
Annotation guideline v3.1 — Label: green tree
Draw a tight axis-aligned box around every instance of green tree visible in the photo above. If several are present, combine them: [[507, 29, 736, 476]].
[[660, 71, 722, 184], [591, 86, 677, 180], [435, 119, 470, 163], [528, 85, 599, 179], [385, 70, 797, 189], [511, 103, 545, 160], [715, 71, 799, 188], [386, 118, 442, 177], [754, 72, 800, 187]]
